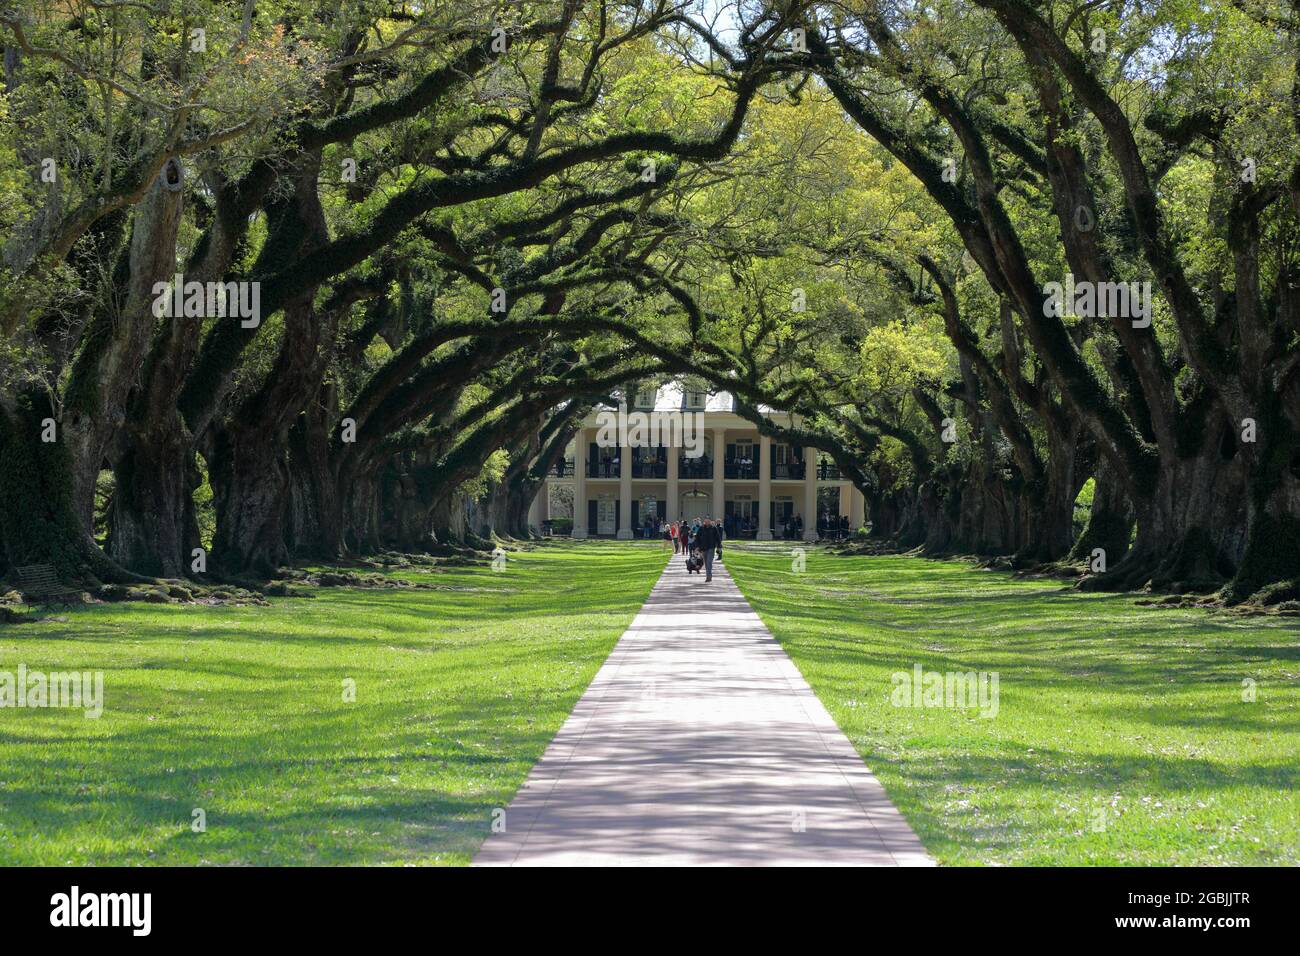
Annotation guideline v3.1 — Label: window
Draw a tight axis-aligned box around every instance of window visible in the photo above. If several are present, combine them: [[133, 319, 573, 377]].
[[635, 386, 656, 409], [684, 389, 706, 410]]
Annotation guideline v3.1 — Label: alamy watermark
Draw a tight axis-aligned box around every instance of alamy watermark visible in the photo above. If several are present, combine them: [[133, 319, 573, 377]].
[[1, 665, 104, 718], [1042, 272, 1152, 328], [151, 273, 261, 328], [50, 886, 150, 936], [891, 663, 999, 718], [593, 403, 704, 457]]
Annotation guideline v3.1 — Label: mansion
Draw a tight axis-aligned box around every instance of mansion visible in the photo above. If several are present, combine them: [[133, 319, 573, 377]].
[[532, 385, 866, 540]]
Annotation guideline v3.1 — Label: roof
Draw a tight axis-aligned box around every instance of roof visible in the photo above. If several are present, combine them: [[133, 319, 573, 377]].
[[610, 381, 776, 415]]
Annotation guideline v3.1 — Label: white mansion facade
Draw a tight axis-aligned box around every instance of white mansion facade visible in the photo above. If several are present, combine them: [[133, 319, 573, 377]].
[[532, 384, 866, 540]]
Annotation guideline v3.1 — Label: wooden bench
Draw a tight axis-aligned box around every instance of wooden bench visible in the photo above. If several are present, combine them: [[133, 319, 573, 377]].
[[15, 564, 82, 607]]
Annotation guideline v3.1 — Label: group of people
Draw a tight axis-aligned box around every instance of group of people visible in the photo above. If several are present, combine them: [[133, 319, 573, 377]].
[[655, 517, 725, 582]]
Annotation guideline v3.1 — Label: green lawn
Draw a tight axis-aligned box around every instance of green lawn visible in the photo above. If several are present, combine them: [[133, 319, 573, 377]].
[[0, 542, 666, 865], [7, 538, 1295, 866], [723, 543, 1300, 866]]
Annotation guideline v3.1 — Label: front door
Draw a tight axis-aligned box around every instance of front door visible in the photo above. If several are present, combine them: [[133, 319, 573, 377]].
[[680, 490, 710, 523], [597, 496, 617, 535]]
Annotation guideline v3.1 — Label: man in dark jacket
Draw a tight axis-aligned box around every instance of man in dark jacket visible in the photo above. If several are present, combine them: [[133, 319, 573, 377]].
[[694, 519, 722, 581]]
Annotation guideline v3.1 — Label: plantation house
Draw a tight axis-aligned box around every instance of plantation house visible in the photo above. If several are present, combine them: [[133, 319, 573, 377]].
[[534, 384, 864, 540]]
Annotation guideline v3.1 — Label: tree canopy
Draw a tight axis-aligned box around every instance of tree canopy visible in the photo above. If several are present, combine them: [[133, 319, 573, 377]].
[[2, 0, 1297, 604]]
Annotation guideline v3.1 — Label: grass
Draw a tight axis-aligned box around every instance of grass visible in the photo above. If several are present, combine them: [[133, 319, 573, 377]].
[[723, 543, 1300, 866], [0, 542, 667, 865], [7, 537, 1295, 867]]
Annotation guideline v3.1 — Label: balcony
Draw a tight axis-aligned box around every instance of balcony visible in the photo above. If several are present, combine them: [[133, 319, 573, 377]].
[[551, 459, 575, 477], [632, 459, 667, 479], [817, 461, 842, 480], [678, 456, 712, 480], [586, 459, 620, 478], [725, 460, 759, 480], [770, 461, 806, 480]]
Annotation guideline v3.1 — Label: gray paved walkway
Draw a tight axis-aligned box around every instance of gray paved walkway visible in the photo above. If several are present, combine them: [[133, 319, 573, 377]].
[[474, 551, 934, 866]]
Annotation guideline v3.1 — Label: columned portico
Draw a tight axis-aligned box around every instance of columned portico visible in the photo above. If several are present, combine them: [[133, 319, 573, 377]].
[[548, 385, 857, 539], [712, 427, 726, 522], [573, 426, 588, 539], [802, 446, 818, 541], [617, 438, 633, 539]]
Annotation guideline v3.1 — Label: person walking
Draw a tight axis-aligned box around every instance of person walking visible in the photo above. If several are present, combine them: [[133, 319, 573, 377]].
[[695, 518, 722, 581]]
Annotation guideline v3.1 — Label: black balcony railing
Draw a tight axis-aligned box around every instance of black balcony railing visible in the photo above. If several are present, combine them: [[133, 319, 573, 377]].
[[678, 456, 712, 479], [571, 456, 833, 481]]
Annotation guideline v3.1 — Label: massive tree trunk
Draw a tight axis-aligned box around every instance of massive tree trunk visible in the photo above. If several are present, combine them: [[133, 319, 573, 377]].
[[104, 168, 270, 577], [1069, 460, 1135, 567], [205, 272, 375, 575], [285, 388, 343, 562], [206, 425, 292, 579], [866, 472, 919, 544], [481, 426, 551, 540], [429, 495, 463, 549], [480, 481, 510, 540], [1227, 375, 1300, 601], [953, 460, 1021, 556], [919, 474, 958, 554], [500, 478, 541, 539], [1017, 414, 1084, 563], [0, 390, 131, 585], [376, 453, 440, 553], [65, 173, 184, 529], [1101, 407, 1248, 592], [106, 429, 202, 578]]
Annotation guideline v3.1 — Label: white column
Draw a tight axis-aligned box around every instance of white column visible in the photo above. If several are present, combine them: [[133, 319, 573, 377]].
[[849, 483, 865, 530], [757, 433, 772, 540], [712, 427, 726, 521], [802, 446, 818, 541], [666, 441, 679, 520], [617, 438, 633, 539], [839, 483, 850, 522], [572, 428, 588, 538]]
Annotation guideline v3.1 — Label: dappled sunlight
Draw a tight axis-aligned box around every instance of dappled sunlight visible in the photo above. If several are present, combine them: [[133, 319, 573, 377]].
[[0, 544, 666, 865], [725, 544, 1300, 866]]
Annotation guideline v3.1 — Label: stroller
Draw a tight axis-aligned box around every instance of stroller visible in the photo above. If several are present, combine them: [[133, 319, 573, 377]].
[[686, 547, 704, 574]]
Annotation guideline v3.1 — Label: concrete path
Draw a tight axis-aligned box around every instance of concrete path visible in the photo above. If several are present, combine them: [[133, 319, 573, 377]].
[[474, 551, 933, 866]]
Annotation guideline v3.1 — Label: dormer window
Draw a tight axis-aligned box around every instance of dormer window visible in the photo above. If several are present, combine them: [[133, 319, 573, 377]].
[[635, 386, 656, 409], [684, 389, 706, 410]]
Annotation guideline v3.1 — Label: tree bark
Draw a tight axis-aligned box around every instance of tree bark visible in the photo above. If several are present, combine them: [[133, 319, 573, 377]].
[[1069, 460, 1134, 567], [0, 390, 131, 585]]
